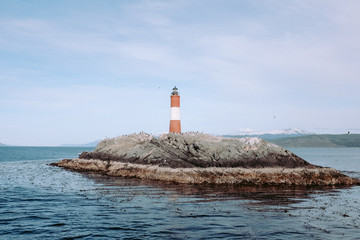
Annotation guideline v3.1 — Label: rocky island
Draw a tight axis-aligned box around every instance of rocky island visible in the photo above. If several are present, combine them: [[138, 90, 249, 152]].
[[51, 132, 360, 186]]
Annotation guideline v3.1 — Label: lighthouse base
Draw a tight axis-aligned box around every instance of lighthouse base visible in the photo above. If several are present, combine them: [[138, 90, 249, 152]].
[[169, 120, 181, 133]]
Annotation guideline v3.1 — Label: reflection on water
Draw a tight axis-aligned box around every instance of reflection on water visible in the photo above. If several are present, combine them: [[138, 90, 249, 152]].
[[84, 172, 347, 206]]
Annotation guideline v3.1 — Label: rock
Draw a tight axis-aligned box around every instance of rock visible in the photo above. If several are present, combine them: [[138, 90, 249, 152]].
[[78, 132, 314, 168]]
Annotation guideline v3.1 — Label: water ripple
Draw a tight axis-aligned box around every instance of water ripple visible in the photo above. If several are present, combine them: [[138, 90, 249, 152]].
[[1, 148, 360, 239]]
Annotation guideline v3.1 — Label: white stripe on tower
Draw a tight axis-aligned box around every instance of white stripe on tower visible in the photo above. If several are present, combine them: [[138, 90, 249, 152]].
[[170, 107, 180, 120], [169, 86, 181, 133]]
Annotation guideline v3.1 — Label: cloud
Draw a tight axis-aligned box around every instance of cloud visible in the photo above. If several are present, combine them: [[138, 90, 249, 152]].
[[1, 0, 360, 145]]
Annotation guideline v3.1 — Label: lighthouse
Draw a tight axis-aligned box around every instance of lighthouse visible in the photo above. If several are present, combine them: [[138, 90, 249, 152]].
[[169, 86, 181, 133]]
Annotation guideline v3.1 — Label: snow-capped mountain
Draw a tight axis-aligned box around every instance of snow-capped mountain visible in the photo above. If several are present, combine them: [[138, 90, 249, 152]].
[[224, 127, 314, 140], [234, 127, 313, 136]]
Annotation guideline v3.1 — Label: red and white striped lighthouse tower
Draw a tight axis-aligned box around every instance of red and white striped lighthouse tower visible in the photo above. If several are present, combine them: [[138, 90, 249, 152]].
[[169, 86, 181, 133]]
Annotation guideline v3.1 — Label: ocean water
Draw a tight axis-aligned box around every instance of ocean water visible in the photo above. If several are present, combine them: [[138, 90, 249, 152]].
[[0, 147, 359, 239]]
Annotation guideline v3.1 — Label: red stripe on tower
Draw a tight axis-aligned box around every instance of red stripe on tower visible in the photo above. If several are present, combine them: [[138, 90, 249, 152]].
[[169, 86, 181, 133]]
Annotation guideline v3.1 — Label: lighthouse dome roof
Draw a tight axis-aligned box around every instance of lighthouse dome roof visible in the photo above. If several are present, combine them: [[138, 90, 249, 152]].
[[171, 86, 179, 95]]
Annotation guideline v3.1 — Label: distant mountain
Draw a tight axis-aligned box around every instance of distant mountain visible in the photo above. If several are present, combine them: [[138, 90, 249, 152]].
[[225, 127, 313, 140], [60, 140, 100, 147], [0, 142, 6, 146], [269, 134, 360, 148], [234, 127, 313, 136]]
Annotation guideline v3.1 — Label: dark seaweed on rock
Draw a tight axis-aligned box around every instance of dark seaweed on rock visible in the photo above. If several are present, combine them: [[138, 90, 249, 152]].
[[78, 132, 315, 169], [53, 159, 360, 186]]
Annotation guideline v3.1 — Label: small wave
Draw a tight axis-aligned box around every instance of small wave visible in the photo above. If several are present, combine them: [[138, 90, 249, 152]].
[[47, 222, 66, 227]]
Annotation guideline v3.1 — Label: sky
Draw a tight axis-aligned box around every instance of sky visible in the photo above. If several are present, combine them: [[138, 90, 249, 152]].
[[1, 0, 359, 146]]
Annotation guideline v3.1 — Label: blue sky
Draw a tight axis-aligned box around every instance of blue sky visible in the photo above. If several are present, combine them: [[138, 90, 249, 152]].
[[1, 0, 359, 146]]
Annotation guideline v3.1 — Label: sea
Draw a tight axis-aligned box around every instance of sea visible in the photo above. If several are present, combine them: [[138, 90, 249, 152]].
[[0, 147, 359, 240]]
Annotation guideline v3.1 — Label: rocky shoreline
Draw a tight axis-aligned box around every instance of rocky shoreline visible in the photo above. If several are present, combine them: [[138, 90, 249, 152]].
[[52, 158, 359, 186], [51, 132, 360, 186]]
